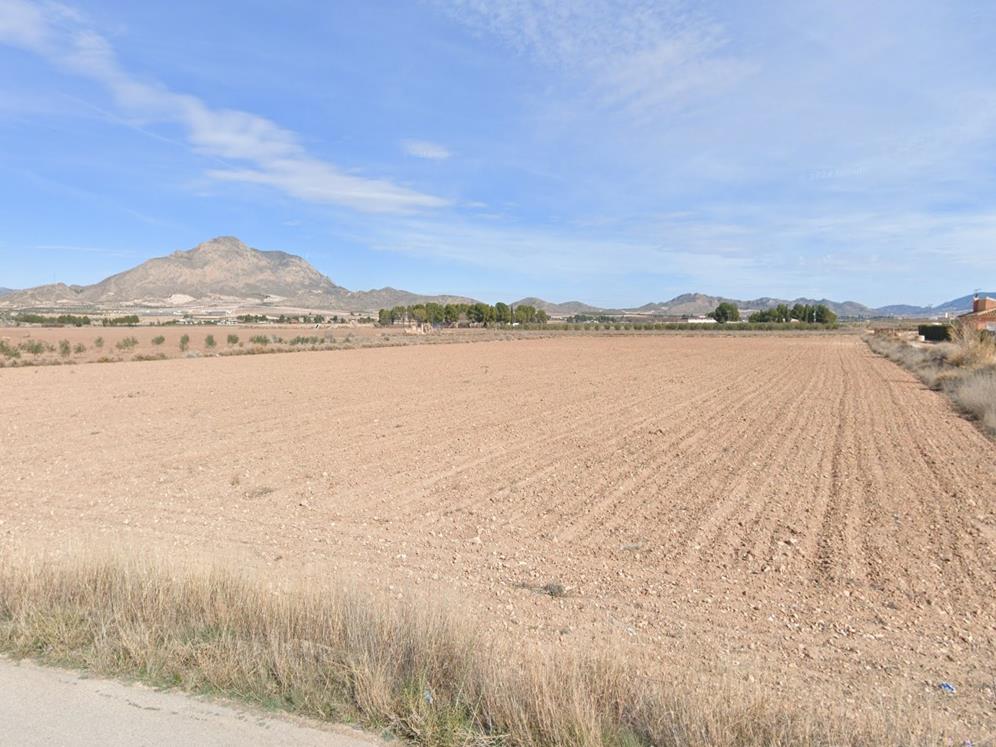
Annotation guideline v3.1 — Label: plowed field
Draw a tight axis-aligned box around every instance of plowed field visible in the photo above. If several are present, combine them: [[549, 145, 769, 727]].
[[2, 335, 994, 732]]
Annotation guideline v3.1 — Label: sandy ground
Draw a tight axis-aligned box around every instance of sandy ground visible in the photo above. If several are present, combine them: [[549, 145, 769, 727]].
[[1, 335, 994, 735], [0, 658, 379, 746]]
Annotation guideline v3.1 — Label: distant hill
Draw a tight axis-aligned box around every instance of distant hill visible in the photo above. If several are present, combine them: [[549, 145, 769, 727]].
[[512, 297, 607, 315], [532, 291, 991, 319], [0, 288, 13, 297], [871, 292, 994, 317], [631, 293, 873, 318], [0, 237, 985, 318], [931, 292, 996, 314], [0, 237, 476, 313]]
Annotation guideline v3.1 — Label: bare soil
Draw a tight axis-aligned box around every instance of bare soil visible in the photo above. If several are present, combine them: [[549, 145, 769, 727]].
[[1, 335, 994, 734]]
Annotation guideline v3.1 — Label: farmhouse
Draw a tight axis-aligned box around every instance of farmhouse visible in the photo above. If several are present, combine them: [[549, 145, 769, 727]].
[[958, 294, 996, 332]]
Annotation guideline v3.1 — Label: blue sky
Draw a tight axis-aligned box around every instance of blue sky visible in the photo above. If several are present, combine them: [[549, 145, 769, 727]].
[[1, 0, 994, 307]]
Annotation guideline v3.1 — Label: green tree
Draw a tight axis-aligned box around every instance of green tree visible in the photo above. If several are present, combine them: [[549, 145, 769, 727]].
[[712, 302, 740, 323], [467, 303, 490, 324], [513, 305, 537, 324], [494, 302, 512, 325], [814, 304, 837, 324]]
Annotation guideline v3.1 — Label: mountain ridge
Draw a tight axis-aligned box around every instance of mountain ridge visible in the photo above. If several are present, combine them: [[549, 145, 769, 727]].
[[0, 237, 987, 317], [0, 237, 475, 313]]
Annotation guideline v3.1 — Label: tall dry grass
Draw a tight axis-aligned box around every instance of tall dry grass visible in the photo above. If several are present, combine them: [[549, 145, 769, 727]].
[[866, 330, 996, 435], [0, 556, 941, 746]]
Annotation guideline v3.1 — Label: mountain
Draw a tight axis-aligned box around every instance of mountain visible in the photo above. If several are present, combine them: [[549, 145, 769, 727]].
[[870, 292, 995, 317], [0, 237, 476, 313], [0, 237, 985, 317], [512, 297, 607, 315], [0, 288, 13, 297], [631, 293, 874, 318], [333, 287, 476, 311], [931, 292, 996, 314]]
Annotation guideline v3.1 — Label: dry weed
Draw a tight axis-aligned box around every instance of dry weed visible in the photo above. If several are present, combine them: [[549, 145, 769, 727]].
[[0, 554, 945, 746], [866, 332, 996, 435]]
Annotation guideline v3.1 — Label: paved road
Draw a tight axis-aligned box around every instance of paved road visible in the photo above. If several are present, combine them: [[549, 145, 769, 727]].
[[0, 659, 379, 746]]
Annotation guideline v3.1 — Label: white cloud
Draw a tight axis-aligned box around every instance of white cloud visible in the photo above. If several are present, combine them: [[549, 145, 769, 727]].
[[402, 139, 452, 159], [0, 0, 447, 213], [433, 0, 752, 112]]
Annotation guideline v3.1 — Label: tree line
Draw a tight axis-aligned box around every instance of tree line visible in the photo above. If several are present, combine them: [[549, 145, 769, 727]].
[[748, 303, 837, 324], [378, 302, 550, 326], [711, 302, 836, 324], [12, 313, 140, 327]]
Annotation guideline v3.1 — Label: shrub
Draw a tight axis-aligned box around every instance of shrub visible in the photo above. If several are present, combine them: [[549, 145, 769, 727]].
[[94, 336, 104, 349], [58, 339, 71, 357], [179, 334, 190, 351], [949, 368, 996, 433], [250, 335, 269, 346], [151, 335, 166, 346], [866, 332, 996, 435], [918, 324, 952, 342], [18, 340, 46, 356], [116, 336, 139, 350], [227, 334, 239, 346], [0, 340, 21, 359], [73, 342, 86, 355], [205, 334, 216, 348]]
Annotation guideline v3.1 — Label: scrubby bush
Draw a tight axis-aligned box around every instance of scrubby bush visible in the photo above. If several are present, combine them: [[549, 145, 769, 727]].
[[205, 334, 216, 348], [179, 334, 190, 351], [151, 335, 166, 346], [94, 337, 104, 349], [250, 335, 270, 346], [0, 340, 21, 359], [918, 324, 952, 342], [227, 334, 239, 346], [18, 340, 47, 356], [866, 331, 996, 435], [73, 343, 86, 355], [116, 336, 139, 350], [58, 339, 71, 357]]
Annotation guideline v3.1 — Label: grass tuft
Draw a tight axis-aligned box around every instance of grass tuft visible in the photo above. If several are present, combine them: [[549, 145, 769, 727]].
[[0, 555, 941, 747], [866, 331, 996, 435]]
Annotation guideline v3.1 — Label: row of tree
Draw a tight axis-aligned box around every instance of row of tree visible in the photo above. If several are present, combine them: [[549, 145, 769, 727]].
[[749, 303, 837, 324], [13, 313, 140, 327], [379, 302, 551, 326], [711, 302, 837, 324], [235, 314, 345, 324]]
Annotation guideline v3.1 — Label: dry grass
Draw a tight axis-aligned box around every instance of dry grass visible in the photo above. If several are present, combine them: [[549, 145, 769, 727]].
[[866, 331, 996, 435], [949, 370, 996, 433], [0, 555, 941, 746]]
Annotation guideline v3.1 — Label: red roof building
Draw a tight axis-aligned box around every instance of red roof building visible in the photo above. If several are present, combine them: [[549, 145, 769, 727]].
[[958, 294, 996, 332]]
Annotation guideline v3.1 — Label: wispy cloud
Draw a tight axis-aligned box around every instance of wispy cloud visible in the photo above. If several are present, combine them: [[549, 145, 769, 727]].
[[402, 139, 452, 159], [432, 0, 753, 113], [0, 0, 447, 213]]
